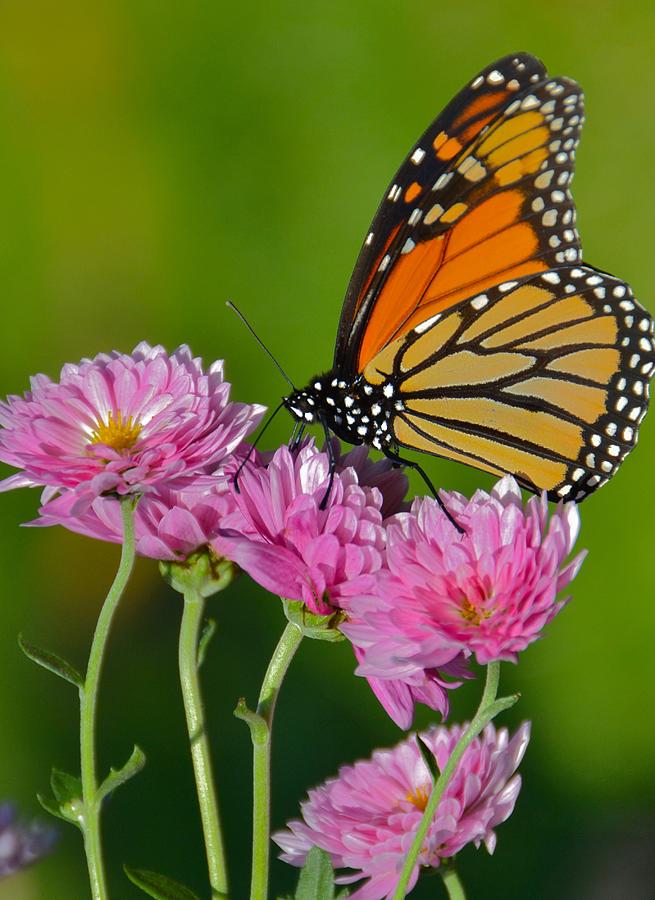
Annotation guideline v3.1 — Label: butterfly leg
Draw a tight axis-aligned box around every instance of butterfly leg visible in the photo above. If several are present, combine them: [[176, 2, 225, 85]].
[[318, 412, 336, 510], [289, 421, 306, 452], [383, 449, 464, 534]]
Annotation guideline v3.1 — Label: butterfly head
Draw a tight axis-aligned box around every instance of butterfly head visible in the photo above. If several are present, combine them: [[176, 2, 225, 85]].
[[284, 383, 322, 427]]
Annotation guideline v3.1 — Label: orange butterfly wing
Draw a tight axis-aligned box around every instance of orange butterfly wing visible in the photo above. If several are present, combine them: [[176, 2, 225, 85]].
[[334, 53, 584, 375]]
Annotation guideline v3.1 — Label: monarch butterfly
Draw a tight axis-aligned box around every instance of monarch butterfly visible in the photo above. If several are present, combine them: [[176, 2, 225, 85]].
[[284, 52, 655, 503]]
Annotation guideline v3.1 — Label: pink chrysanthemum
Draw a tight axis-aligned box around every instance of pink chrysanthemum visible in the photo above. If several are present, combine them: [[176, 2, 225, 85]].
[[0, 343, 264, 510], [31, 471, 238, 560], [274, 721, 530, 900], [212, 439, 405, 614], [344, 476, 585, 678]]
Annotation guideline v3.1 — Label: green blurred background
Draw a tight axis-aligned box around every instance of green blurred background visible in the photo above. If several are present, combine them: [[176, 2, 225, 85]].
[[0, 2, 654, 897]]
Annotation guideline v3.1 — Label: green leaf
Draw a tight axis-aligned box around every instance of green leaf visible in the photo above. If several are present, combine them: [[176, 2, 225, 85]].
[[123, 866, 201, 899], [295, 847, 336, 900], [36, 768, 84, 827], [18, 633, 83, 688], [50, 768, 82, 806], [37, 791, 80, 827], [98, 745, 146, 803], [197, 617, 216, 668]]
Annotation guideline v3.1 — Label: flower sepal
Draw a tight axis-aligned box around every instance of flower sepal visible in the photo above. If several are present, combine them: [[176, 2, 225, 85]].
[[282, 599, 346, 643], [159, 548, 238, 599]]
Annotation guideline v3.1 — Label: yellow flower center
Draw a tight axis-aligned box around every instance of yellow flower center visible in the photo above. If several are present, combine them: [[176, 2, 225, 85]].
[[459, 597, 491, 627], [406, 784, 430, 811], [90, 411, 142, 452]]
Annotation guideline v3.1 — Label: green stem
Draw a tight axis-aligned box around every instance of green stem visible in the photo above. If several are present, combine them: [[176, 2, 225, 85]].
[[179, 585, 229, 900], [392, 661, 517, 900], [440, 865, 467, 900], [236, 621, 304, 900], [79, 497, 137, 900]]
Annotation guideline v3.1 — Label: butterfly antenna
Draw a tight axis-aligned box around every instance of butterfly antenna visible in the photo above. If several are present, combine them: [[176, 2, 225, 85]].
[[226, 300, 296, 391], [233, 399, 286, 493]]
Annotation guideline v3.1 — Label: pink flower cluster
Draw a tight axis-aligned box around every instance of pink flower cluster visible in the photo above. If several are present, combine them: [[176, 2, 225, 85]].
[[0, 345, 586, 728], [214, 444, 584, 727], [0, 344, 586, 894], [274, 720, 531, 899]]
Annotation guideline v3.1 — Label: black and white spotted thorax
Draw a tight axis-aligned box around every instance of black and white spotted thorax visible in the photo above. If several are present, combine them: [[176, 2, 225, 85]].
[[284, 373, 402, 451]]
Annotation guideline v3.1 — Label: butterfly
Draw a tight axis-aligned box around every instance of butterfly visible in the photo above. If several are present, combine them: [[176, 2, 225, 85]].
[[283, 52, 655, 504]]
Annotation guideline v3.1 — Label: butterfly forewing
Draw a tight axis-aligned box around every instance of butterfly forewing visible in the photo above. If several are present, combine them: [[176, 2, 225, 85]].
[[379, 266, 655, 500], [335, 52, 585, 376]]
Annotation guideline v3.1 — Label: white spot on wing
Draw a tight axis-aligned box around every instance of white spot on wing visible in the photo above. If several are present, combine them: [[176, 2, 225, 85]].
[[415, 313, 442, 334], [521, 94, 540, 110]]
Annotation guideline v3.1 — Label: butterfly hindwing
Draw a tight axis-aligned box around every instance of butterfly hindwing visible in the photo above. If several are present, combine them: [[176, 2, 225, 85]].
[[370, 266, 655, 501], [335, 53, 586, 375]]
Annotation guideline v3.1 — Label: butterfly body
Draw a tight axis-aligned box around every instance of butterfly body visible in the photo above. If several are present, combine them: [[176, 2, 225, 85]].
[[286, 53, 655, 502], [285, 372, 398, 450]]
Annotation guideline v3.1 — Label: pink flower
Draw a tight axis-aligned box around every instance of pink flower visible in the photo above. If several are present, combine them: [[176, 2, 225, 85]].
[[355, 647, 473, 731], [332, 442, 409, 518], [212, 439, 397, 614], [274, 721, 530, 900], [31, 471, 238, 560], [0, 343, 265, 510], [345, 477, 585, 680]]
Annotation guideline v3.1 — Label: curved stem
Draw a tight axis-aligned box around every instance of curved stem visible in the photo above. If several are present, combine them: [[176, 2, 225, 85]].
[[179, 586, 229, 899], [440, 865, 467, 900], [237, 620, 303, 900], [393, 661, 517, 900], [79, 497, 137, 900]]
